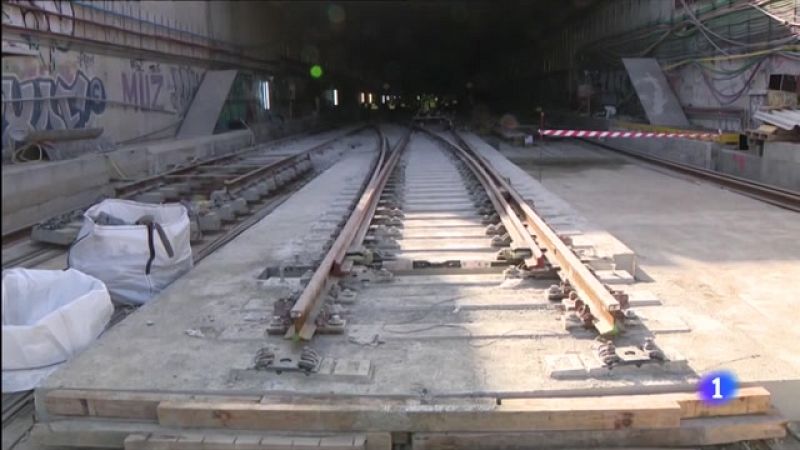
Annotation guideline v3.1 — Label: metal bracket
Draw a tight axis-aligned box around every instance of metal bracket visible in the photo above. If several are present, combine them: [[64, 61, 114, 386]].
[[595, 339, 665, 368], [253, 346, 323, 374]]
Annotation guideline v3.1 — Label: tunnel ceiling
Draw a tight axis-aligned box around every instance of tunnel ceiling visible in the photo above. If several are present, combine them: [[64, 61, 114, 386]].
[[265, 1, 598, 94]]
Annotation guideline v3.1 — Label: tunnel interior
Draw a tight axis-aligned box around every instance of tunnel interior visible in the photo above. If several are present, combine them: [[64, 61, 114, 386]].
[[2, 1, 800, 446]]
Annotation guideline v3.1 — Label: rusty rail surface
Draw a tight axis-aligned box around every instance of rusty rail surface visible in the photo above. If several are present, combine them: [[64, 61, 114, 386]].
[[447, 129, 620, 335], [289, 127, 405, 339]]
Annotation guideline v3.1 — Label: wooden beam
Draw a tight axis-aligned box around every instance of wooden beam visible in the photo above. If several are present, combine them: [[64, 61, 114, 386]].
[[669, 386, 772, 418], [157, 396, 683, 432], [44, 390, 261, 420], [44, 387, 772, 424], [500, 387, 772, 419], [411, 412, 787, 449]]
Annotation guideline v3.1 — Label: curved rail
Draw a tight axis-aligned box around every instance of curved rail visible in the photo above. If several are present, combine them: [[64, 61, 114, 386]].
[[289, 127, 411, 339], [438, 127, 620, 335]]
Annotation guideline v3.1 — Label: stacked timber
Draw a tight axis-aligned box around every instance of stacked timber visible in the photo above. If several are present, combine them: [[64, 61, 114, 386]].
[[32, 386, 786, 449], [746, 107, 800, 142]]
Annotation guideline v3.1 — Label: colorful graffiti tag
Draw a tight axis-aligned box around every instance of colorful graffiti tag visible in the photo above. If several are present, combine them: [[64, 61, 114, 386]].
[[1, 71, 106, 145]]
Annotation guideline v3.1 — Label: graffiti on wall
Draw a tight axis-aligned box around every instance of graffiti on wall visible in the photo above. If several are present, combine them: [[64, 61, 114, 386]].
[[2, 0, 75, 35], [3, 0, 75, 54], [122, 61, 165, 111], [170, 66, 202, 114], [1, 71, 106, 145], [121, 60, 201, 114]]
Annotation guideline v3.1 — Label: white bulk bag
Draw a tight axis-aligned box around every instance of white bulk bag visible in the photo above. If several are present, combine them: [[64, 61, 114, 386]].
[[2, 268, 113, 392], [68, 199, 193, 305]]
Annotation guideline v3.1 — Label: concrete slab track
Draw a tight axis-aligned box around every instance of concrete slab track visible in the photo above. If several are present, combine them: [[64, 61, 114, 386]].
[[29, 127, 800, 445]]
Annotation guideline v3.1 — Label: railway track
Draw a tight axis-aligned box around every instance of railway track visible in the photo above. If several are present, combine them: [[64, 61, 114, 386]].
[[0, 126, 374, 270], [584, 139, 800, 212], [21, 123, 787, 447], [0, 126, 383, 447], [274, 123, 626, 343]]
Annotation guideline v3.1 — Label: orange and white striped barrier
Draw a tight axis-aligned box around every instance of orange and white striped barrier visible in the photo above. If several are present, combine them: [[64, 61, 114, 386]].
[[539, 129, 720, 141]]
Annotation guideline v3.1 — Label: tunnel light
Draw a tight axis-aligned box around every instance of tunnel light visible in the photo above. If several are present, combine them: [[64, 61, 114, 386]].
[[333, 89, 339, 106], [260, 81, 270, 110], [368, 93, 373, 104], [359, 92, 365, 104]]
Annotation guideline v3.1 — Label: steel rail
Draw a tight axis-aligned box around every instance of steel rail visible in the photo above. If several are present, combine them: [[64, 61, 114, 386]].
[[342, 130, 413, 269], [289, 127, 407, 339], [448, 130, 620, 335], [585, 139, 800, 213], [421, 129, 545, 267]]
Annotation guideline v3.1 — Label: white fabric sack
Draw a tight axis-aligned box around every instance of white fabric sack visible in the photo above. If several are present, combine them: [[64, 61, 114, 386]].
[[68, 199, 193, 305], [2, 268, 112, 392]]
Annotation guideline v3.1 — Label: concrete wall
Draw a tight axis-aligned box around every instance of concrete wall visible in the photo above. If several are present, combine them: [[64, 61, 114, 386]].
[[530, 0, 798, 132], [606, 138, 715, 169], [2, 155, 112, 234], [597, 137, 799, 192], [669, 56, 800, 131], [715, 142, 800, 191], [104, 130, 253, 180], [762, 142, 800, 190], [0, 1, 223, 157], [2, 44, 206, 155], [554, 111, 799, 191], [0, 1, 335, 158]]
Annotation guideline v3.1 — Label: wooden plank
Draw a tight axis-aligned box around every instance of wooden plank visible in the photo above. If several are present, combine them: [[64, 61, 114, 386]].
[[501, 386, 772, 419], [670, 386, 771, 418], [157, 396, 682, 432], [411, 412, 786, 449], [44, 390, 262, 420]]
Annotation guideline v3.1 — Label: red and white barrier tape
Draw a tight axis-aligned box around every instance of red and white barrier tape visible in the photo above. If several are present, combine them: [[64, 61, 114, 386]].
[[540, 129, 719, 140]]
